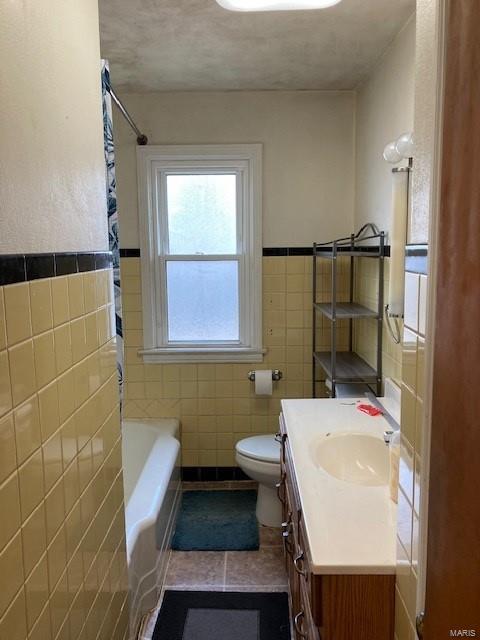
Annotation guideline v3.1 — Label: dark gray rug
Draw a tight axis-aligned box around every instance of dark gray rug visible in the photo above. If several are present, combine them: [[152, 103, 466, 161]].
[[183, 608, 259, 640], [152, 591, 290, 640], [171, 490, 259, 551]]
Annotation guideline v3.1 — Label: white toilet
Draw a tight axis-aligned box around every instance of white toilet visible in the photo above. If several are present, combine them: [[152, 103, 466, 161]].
[[235, 435, 282, 527]]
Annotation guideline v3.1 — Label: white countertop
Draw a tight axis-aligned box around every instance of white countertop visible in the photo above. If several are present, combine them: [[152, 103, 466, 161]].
[[281, 398, 397, 575]]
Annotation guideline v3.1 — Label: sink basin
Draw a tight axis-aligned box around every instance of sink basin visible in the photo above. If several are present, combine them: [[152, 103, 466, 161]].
[[313, 433, 389, 486]]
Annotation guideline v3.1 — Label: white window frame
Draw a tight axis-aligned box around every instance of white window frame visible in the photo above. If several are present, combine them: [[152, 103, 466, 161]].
[[136, 144, 264, 363]]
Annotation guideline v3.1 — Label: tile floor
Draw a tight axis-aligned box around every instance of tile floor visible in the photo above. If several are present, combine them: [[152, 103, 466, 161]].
[[139, 483, 288, 639]]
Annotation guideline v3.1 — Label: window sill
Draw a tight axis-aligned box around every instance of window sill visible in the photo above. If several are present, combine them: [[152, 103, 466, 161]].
[[138, 347, 266, 364]]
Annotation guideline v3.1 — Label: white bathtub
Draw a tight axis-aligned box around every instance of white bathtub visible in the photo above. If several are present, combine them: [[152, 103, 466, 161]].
[[122, 418, 181, 637]]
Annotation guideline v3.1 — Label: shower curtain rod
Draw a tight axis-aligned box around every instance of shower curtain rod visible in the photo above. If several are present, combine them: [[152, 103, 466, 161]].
[[106, 80, 148, 145]]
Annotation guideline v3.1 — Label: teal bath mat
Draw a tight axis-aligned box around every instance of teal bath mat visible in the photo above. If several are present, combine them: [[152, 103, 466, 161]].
[[172, 490, 259, 551]]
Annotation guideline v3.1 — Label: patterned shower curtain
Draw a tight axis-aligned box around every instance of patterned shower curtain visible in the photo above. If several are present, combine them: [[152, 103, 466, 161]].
[[101, 60, 124, 400]]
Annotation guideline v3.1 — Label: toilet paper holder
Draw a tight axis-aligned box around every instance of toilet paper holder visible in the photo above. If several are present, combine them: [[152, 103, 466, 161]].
[[247, 370, 283, 382]]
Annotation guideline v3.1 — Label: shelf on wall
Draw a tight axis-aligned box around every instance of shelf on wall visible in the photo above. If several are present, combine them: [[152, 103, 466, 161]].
[[313, 351, 378, 383], [314, 248, 384, 259], [312, 224, 385, 398], [314, 302, 379, 320]]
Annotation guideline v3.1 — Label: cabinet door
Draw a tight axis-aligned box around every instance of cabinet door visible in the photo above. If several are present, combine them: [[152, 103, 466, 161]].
[[298, 521, 323, 630], [321, 574, 395, 640], [283, 465, 301, 638], [291, 574, 321, 640], [290, 558, 302, 637]]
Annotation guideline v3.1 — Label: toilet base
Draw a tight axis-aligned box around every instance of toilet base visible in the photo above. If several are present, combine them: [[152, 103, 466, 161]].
[[256, 484, 282, 528]]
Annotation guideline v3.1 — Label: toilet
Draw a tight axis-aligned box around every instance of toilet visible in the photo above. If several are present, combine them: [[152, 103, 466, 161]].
[[235, 435, 282, 527]]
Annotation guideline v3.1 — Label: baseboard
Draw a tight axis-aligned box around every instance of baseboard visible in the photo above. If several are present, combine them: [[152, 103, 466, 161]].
[[181, 466, 250, 482]]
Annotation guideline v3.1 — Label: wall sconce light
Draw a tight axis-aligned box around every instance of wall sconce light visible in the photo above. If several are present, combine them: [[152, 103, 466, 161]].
[[383, 132, 414, 164], [395, 132, 415, 159], [383, 131, 415, 344]]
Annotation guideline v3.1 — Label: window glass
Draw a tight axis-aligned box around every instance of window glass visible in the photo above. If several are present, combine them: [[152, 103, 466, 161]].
[[166, 174, 237, 255], [166, 260, 239, 342]]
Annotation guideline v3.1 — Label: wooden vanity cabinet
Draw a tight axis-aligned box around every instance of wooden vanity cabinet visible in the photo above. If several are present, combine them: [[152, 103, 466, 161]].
[[277, 416, 395, 640]]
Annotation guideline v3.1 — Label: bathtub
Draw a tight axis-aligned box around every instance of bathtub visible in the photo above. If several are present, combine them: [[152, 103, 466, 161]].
[[122, 418, 181, 637]]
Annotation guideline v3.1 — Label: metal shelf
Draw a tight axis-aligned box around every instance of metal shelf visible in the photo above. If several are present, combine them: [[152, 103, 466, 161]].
[[314, 302, 379, 320], [314, 248, 383, 259], [314, 351, 378, 383], [312, 224, 385, 398]]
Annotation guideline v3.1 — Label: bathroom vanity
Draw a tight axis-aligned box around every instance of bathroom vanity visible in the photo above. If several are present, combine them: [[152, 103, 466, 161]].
[[279, 399, 397, 640]]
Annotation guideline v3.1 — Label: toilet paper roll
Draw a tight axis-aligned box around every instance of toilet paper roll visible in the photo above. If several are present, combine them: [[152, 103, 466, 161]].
[[254, 370, 273, 396]]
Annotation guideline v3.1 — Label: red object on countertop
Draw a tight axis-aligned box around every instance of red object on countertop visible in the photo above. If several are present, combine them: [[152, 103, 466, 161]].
[[357, 403, 384, 417]]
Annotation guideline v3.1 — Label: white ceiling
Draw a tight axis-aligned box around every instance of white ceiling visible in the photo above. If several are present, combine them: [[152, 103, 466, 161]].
[[99, 0, 415, 92]]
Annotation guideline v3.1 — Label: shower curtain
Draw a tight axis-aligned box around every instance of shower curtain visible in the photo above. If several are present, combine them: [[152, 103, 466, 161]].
[[101, 60, 124, 399]]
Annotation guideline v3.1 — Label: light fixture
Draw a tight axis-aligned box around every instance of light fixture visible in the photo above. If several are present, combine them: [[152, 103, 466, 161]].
[[383, 131, 415, 343], [216, 0, 342, 12], [395, 132, 415, 159], [382, 141, 403, 164], [383, 132, 414, 164]]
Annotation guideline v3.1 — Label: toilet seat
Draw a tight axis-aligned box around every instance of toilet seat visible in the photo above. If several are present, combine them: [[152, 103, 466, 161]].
[[235, 435, 280, 464]]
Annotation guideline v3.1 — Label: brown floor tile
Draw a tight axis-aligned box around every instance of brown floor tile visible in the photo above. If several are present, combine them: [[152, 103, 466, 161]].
[[225, 547, 287, 588], [259, 525, 283, 547], [164, 551, 226, 588]]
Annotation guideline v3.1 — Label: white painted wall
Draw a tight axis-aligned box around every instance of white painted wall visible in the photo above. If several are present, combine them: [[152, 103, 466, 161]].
[[0, 0, 108, 253], [411, 0, 443, 244], [113, 91, 355, 248], [354, 17, 416, 238]]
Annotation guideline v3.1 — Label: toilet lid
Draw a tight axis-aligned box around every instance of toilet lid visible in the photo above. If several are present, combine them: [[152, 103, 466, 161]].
[[236, 435, 280, 463]]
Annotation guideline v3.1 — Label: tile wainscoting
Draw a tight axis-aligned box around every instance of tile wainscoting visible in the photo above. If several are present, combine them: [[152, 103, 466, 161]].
[[395, 245, 428, 640], [354, 257, 403, 386], [121, 253, 354, 467], [120, 250, 399, 467], [0, 255, 129, 640]]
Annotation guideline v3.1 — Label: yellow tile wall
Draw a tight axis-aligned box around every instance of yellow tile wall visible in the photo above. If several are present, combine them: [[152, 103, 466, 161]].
[[121, 255, 351, 466], [0, 270, 129, 640], [355, 258, 426, 639], [394, 270, 428, 640], [354, 257, 403, 385]]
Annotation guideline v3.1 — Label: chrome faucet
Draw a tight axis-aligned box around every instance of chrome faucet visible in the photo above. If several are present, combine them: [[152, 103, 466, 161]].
[[364, 391, 400, 445], [383, 429, 399, 445], [383, 430, 394, 445]]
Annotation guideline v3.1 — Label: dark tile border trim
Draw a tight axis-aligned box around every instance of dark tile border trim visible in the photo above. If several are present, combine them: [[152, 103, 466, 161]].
[[405, 244, 428, 275], [120, 248, 141, 258], [120, 246, 392, 258], [263, 246, 392, 257], [25, 254, 55, 281], [0, 251, 113, 286], [55, 253, 77, 277], [262, 247, 289, 256], [181, 466, 250, 482]]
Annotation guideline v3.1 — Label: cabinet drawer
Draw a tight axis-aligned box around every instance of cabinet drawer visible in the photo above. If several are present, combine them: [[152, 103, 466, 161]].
[[282, 487, 295, 561], [278, 413, 288, 465], [295, 521, 312, 591], [285, 440, 302, 520], [279, 412, 288, 438]]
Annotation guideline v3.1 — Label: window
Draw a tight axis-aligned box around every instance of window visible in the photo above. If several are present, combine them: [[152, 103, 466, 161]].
[[137, 144, 263, 363]]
